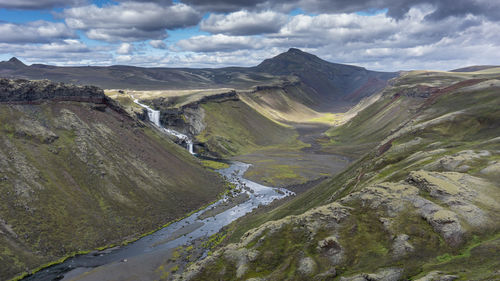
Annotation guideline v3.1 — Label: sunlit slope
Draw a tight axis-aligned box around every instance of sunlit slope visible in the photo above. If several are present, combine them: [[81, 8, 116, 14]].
[[180, 69, 500, 281], [196, 98, 304, 158], [322, 69, 500, 156], [239, 82, 351, 125]]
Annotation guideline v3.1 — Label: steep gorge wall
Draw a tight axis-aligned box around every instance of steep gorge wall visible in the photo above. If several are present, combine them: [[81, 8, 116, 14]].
[[0, 79, 225, 280], [140, 88, 301, 158], [157, 91, 239, 137]]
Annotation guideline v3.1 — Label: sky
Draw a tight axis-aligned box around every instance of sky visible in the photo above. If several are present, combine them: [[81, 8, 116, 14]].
[[0, 0, 499, 71]]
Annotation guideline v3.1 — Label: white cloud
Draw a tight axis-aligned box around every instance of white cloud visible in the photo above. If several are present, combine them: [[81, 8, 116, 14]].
[[173, 6, 500, 71], [62, 2, 201, 42], [117, 43, 135, 55], [182, 0, 500, 21], [176, 34, 265, 52], [2, 2, 499, 71], [0, 39, 114, 66], [150, 40, 167, 49], [200, 10, 288, 35], [0, 21, 75, 43]]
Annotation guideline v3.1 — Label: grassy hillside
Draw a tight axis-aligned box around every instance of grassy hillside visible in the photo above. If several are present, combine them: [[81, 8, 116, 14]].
[[179, 69, 500, 280], [0, 99, 225, 280], [196, 98, 303, 158], [239, 82, 351, 125]]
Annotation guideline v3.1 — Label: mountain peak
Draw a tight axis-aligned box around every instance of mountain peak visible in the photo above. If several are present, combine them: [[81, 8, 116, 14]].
[[256, 48, 322, 71], [256, 48, 362, 75], [8, 57, 25, 65], [281, 48, 317, 59], [3, 57, 27, 68], [286, 48, 304, 53]]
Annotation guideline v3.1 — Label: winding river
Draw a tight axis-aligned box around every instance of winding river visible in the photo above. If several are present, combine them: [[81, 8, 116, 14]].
[[23, 162, 293, 281], [21, 98, 294, 280]]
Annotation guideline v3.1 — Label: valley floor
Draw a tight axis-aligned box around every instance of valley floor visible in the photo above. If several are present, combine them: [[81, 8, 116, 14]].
[[235, 123, 351, 188]]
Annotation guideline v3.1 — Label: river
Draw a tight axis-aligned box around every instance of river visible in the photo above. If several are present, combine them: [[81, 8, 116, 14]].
[[22, 162, 293, 281]]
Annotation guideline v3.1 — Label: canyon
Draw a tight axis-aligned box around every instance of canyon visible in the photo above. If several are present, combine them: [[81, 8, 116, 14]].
[[0, 50, 499, 281]]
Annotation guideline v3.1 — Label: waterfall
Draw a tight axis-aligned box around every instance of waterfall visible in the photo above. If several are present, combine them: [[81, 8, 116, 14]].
[[187, 140, 194, 154], [148, 110, 161, 127], [132, 95, 195, 155]]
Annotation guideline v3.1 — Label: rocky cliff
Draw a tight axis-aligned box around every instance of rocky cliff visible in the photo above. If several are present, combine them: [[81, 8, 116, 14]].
[[0, 78, 105, 103]]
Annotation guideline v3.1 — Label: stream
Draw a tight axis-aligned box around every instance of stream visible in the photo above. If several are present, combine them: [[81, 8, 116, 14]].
[[21, 98, 294, 281]]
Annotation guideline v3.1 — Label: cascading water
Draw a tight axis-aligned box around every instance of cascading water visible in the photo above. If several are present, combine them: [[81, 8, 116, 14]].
[[147, 109, 161, 127], [132, 95, 195, 155], [187, 140, 194, 154]]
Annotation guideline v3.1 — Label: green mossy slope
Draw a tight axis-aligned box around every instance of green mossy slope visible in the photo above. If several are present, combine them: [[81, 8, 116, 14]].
[[196, 99, 302, 158], [180, 70, 500, 280], [0, 101, 224, 280]]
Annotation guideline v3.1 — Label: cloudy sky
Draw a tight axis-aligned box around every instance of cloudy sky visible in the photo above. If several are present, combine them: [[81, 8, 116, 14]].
[[0, 0, 499, 71]]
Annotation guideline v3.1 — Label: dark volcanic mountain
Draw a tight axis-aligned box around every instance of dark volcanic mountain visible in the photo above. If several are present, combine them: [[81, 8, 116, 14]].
[[0, 49, 396, 106], [0, 57, 27, 71], [256, 48, 396, 103]]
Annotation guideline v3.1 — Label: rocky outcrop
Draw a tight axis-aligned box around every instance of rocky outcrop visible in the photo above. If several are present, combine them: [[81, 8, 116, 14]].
[[13, 117, 59, 144], [160, 106, 206, 137], [298, 256, 317, 275], [0, 78, 106, 103], [407, 171, 497, 228], [480, 161, 500, 177], [423, 150, 491, 172], [223, 246, 259, 278], [178, 202, 351, 280], [339, 268, 403, 281], [317, 235, 343, 264], [341, 168, 500, 247], [392, 234, 414, 257], [414, 271, 458, 281]]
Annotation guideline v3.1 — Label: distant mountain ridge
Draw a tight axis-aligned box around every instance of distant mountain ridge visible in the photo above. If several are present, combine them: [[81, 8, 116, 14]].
[[0, 49, 396, 106], [450, 65, 500, 72]]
